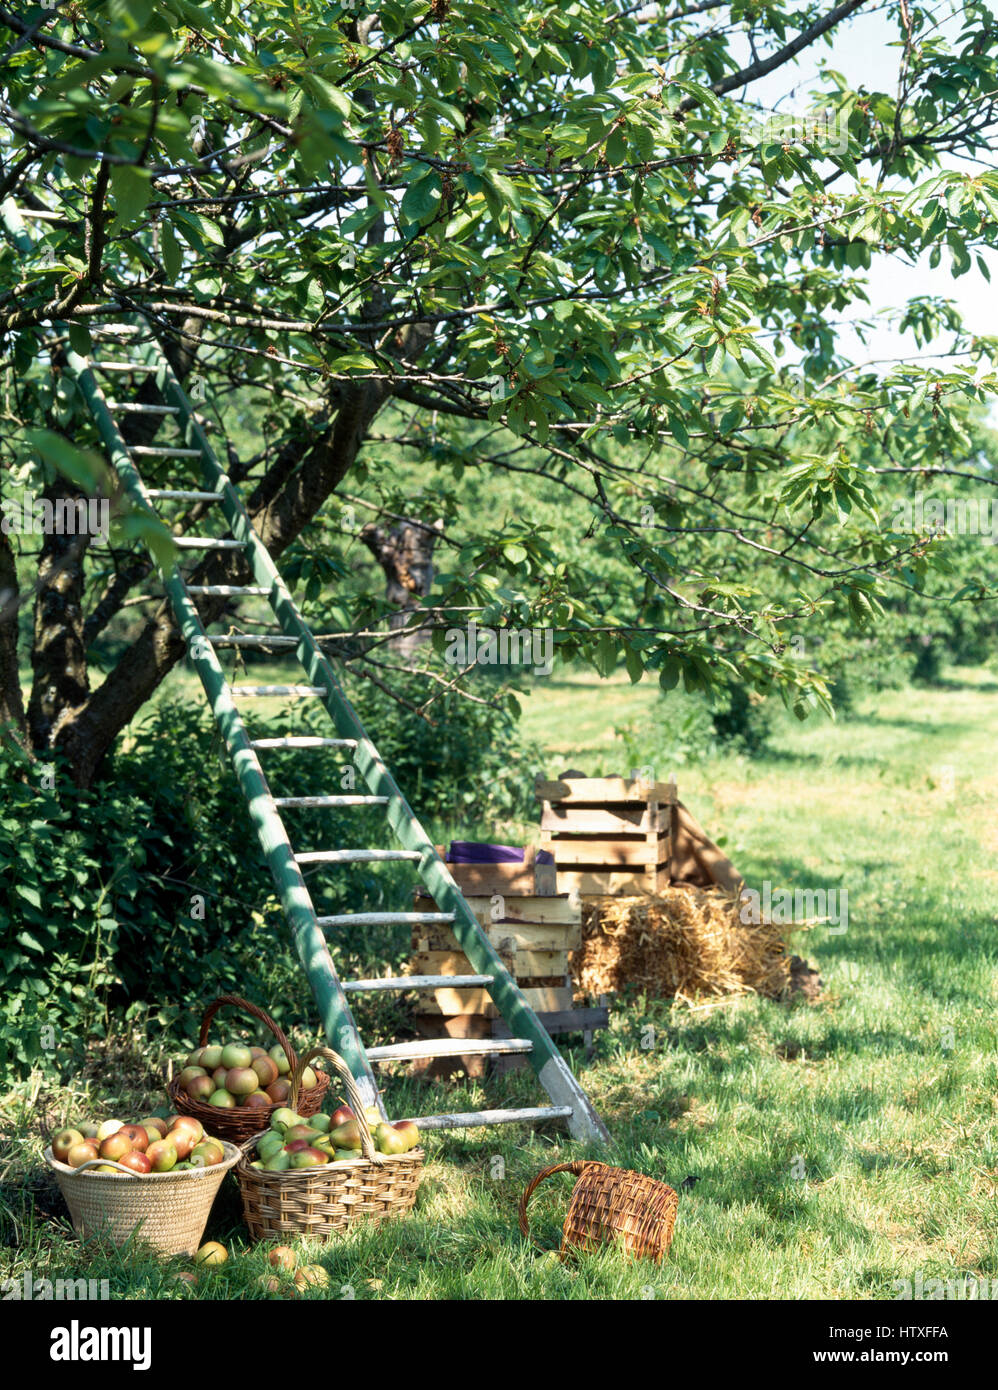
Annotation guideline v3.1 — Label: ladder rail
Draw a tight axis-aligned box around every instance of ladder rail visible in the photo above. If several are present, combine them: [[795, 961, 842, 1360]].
[[65, 348, 384, 1116]]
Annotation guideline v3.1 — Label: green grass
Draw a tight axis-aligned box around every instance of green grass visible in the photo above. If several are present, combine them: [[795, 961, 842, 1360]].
[[3, 671, 998, 1298]]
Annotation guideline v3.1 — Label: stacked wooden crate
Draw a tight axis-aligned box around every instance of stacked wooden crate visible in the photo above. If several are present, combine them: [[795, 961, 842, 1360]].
[[537, 774, 678, 896], [408, 846, 605, 1076]]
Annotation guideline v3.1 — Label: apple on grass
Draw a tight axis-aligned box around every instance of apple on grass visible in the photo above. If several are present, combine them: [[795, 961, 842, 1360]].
[[194, 1242, 227, 1266], [268, 1246, 296, 1270], [51, 1128, 84, 1164]]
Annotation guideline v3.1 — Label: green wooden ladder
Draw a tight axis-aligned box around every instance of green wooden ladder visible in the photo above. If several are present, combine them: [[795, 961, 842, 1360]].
[[66, 326, 608, 1143]]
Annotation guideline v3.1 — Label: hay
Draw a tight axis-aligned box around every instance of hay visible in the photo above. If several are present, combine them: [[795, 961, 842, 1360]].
[[573, 887, 792, 1005]]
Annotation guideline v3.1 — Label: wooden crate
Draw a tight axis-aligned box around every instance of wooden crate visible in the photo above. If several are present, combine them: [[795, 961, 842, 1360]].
[[412, 893, 582, 952], [538, 774, 676, 897], [434, 844, 556, 896]]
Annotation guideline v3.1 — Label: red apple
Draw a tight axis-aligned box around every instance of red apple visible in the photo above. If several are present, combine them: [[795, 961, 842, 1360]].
[[118, 1124, 149, 1153], [178, 1066, 208, 1089], [190, 1141, 224, 1167], [99, 1132, 134, 1162], [119, 1150, 152, 1174], [186, 1074, 215, 1103], [139, 1116, 168, 1139], [226, 1066, 259, 1096], [167, 1128, 196, 1160], [146, 1139, 178, 1172], [170, 1115, 204, 1146], [265, 1079, 291, 1104], [251, 1055, 279, 1088], [268, 1246, 297, 1270], [241, 1090, 271, 1109]]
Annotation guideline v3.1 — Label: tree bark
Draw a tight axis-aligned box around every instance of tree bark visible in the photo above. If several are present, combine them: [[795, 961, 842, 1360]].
[[0, 523, 27, 748], [26, 483, 92, 752], [362, 517, 443, 659]]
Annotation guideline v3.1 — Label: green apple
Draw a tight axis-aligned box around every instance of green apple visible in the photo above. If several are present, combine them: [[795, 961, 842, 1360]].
[[263, 1151, 292, 1172], [268, 1044, 292, 1075], [96, 1119, 123, 1143], [200, 1045, 224, 1070], [221, 1043, 253, 1070], [208, 1088, 237, 1108]]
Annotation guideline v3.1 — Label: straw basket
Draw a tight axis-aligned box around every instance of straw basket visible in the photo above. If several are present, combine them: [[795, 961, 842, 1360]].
[[519, 1160, 678, 1263], [44, 1141, 242, 1256], [167, 994, 330, 1143], [236, 1046, 423, 1241]]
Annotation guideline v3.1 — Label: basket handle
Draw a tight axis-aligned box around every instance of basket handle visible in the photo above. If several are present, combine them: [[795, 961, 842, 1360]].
[[518, 1160, 588, 1242], [196, 994, 298, 1080], [68, 1159, 141, 1179], [287, 1044, 382, 1163]]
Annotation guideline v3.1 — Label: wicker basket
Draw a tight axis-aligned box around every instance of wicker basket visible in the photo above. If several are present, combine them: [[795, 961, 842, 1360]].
[[44, 1141, 242, 1256], [167, 994, 330, 1143], [236, 1045, 423, 1241], [519, 1160, 678, 1263]]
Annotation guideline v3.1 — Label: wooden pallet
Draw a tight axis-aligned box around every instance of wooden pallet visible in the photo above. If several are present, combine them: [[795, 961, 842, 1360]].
[[538, 774, 676, 897]]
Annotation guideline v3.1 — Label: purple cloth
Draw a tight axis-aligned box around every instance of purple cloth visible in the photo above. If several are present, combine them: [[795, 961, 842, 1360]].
[[447, 841, 553, 865]]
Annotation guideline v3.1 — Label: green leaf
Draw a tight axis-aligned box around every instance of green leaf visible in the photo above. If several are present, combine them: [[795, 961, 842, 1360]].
[[110, 165, 152, 225]]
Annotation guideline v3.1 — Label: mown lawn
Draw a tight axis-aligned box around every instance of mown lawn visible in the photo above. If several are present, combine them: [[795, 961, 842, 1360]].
[[2, 671, 997, 1299]]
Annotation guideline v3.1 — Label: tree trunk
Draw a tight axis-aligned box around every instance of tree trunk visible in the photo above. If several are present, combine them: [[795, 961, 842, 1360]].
[[26, 484, 92, 752], [361, 518, 443, 660], [0, 524, 27, 749]]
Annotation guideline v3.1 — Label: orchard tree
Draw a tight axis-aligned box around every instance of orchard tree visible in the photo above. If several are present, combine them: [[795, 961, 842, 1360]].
[[2, 0, 997, 786]]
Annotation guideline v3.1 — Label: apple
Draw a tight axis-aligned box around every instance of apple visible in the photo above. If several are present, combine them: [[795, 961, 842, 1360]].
[[96, 1119, 123, 1143], [184, 1050, 205, 1069], [200, 1045, 224, 1070], [257, 1274, 284, 1295], [241, 1091, 271, 1109], [139, 1116, 167, 1139], [211, 1066, 229, 1090], [116, 1124, 149, 1153], [79, 1122, 99, 1140], [51, 1128, 84, 1164], [268, 1044, 292, 1075], [268, 1246, 296, 1270], [257, 1132, 286, 1161], [119, 1150, 152, 1174], [167, 1129, 196, 1161], [178, 1066, 208, 1089], [221, 1043, 252, 1070], [251, 1055, 279, 1088], [146, 1139, 178, 1172], [226, 1066, 259, 1096], [170, 1115, 203, 1145], [208, 1089, 236, 1108], [265, 1080, 291, 1105], [290, 1146, 329, 1168], [99, 1132, 134, 1162], [392, 1120, 420, 1152], [94, 1164, 122, 1173], [66, 1140, 99, 1168], [190, 1141, 225, 1167], [329, 1105, 355, 1129], [374, 1123, 407, 1156], [269, 1107, 300, 1133], [263, 1151, 292, 1172], [295, 1264, 329, 1290], [250, 1046, 268, 1059], [299, 1066, 318, 1090], [186, 1074, 216, 1103], [142, 1125, 163, 1145], [194, 1241, 228, 1266], [329, 1119, 362, 1151]]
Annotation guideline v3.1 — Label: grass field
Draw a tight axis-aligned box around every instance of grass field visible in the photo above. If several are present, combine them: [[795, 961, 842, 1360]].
[[2, 670, 997, 1299]]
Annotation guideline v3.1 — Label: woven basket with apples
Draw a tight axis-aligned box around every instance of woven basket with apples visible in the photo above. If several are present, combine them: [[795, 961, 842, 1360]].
[[167, 994, 330, 1142], [236, 1045, 424, 1241], [44, 1114, 241, 1256]]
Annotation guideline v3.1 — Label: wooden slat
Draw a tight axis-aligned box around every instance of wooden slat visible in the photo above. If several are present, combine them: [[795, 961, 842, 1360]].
[[555, 867, 667, 896], [411, 947, 569, 979], [540, 803, 670, 834], [414, 892, 581, 927], [412, 906, 582, 952], [535, 776, 677, 804], [670, 801, 743, 894], [434, 854, 557, 896], [404, 1106, 572, 1131], [421, 983, 575, 1018], [539, 834, 669, 866], [368, 1038, 533, 1062]]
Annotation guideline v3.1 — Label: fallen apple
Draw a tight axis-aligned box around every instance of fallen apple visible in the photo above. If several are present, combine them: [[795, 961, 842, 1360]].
[[194, 1241, 228, 1266], [51, 1128, 84, 1164], [267, 1246, 296, 1270], [295, 1264, 329, 1290]]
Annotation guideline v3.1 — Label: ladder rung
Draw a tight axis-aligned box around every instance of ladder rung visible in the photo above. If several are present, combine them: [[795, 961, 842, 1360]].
[[317, 912, 454, 927], [174, 537, 244, 550], [342, 974, 493, 992], [230, 685, 327, 697], [405, 1106, 574, 1131], [295, 849, 421, 864], [106, 402, 179, 414], [129, 445, 201, 457], [273, 795, 388, 808], [210, 634, 298, 647], [185, 585, 271, 596], [147, 489, 224, 502], [251, 736, 357, 750], [367, 1038, 534, 1062]]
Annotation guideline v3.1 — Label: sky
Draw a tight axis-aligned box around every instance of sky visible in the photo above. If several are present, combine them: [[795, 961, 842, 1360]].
[[727, 0, 995, 376]]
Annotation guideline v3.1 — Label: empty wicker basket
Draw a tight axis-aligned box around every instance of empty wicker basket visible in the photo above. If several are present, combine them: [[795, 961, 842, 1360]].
[[519, 1160, 678, 1263], [45, 1141, 242, 1256], [236, 1045, 424, 1242]]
